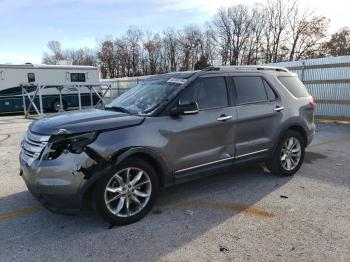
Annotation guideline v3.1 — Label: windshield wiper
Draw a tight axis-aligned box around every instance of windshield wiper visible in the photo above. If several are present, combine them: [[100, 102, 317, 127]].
[[105, 106, 131, 114]]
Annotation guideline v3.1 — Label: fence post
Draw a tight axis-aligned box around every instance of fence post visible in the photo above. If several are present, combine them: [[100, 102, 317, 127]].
[[58, 86, 64, 112], [77, 85, 82, 110], [21, 85, 27, 116], [39, 85, 44, 115], [89, 86, 93, 107], [117, 81, 120, 97]]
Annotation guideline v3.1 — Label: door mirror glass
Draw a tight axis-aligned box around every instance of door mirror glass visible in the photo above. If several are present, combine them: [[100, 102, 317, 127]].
[[170, 101, 199, 116]]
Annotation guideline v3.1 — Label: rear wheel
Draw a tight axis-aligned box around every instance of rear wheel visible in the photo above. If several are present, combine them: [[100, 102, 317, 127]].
[[266, 130, 305, 176], [93, 157, 159, 225], [51, 99, 67, 112]]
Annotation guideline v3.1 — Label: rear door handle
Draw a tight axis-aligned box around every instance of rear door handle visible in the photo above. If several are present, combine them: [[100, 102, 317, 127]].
[[274, 106, 285, 112], [217, 115, 233, 121]]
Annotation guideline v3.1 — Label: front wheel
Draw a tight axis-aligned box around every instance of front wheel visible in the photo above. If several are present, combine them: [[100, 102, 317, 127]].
[[266, 130, 305, 176], [93, 157, 159, 225]]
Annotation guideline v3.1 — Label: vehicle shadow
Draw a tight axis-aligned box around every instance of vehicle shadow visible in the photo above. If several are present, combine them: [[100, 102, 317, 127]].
[[0, 164, 292, 262]]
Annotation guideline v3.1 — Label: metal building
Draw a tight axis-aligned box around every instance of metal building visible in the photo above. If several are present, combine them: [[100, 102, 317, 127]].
[[268, 56, 350, 120]]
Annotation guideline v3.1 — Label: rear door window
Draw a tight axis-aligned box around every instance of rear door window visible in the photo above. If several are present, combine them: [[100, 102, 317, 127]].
[[278, 76, 309, 97], [233, 76, 268, 104]]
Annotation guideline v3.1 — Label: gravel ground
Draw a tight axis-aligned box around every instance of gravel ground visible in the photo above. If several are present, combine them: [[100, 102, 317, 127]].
[[0, 115, 349, 262]]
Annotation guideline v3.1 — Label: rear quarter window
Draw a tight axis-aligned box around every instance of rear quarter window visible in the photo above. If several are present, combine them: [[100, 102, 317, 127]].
[[278, 76, 310, 98]]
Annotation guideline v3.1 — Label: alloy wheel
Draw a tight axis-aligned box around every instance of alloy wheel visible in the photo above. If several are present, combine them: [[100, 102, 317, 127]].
[[280, 137, 302, 171], [104, 167, 152, 218]]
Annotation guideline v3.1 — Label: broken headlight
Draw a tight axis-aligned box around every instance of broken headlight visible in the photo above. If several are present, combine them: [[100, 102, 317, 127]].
[[44, 132, 97, 160]]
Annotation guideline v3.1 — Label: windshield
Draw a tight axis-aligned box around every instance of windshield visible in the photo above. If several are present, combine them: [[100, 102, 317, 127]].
[[106, 77, 187, 115]]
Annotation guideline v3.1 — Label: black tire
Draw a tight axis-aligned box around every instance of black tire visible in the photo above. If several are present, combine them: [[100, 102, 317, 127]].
[[51, 99, 67, 112], [92, 157, 159, 225], [266, 130, 305, 176]]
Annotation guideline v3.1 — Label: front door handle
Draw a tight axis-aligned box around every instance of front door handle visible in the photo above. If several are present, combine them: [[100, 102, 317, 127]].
[[274, 106, 285, 112], [217, 115, 233, 121]]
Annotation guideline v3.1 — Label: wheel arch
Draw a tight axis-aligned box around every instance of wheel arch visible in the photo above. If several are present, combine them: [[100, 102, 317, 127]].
[[116, 147, 172, 187], [272, 122, 308, 154], [286, 125, 308, 146], [81, 147, 172, 201]]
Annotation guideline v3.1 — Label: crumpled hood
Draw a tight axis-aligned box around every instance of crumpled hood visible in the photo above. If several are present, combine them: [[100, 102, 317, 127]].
[[29, 109, 145, 135]]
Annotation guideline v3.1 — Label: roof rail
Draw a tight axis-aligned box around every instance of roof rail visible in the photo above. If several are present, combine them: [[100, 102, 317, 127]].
[[202, 66, 220, 71], [202, 65, 288, 72]]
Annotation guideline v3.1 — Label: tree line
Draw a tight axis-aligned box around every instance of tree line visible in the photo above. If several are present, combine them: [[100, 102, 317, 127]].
[[42, 0, 350, 79]]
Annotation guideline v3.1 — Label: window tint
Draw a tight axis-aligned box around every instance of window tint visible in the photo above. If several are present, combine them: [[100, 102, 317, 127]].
[[278, 76, 309, 97], [179, 80, 200, 104], [197, 77, 228, 109], [179, 77, 228, 109], [234, 76, 268, 104], [264, 80, 277, 100]]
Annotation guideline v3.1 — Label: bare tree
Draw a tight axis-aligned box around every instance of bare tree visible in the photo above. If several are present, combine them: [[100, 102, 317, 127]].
[[202, 26, 217, 65], [211, 8, 233, 65], [42, 41, 65, 64], [162, 28, 179, 72], [97, 40, 117, 78], [45, 1, 340, 77], [227, 5, 253, 65], [144, 32, 162, 74], [288, 6, 329, 60], [64, 48, 97, 66], [125, 27, 143, 76], [322, 27, 350, 57], [211, 5, 257, 65], [263, 0, 294, 63], [177, 26, 202, 70], [114, 38, 130, 77], [241, 5, 265, 64]]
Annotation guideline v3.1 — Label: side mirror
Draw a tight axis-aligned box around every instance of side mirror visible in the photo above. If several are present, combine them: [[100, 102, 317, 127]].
[[170, 101, 199, 116]]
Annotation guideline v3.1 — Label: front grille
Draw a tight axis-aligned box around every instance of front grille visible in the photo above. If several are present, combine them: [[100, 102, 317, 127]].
[[22, 130, 50, 159]]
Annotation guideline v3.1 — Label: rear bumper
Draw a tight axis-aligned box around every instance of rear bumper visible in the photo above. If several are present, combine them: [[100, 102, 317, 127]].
[[307, 133, 315, 146], [19, 152, 90, 214], [306, 123, 316, 146]]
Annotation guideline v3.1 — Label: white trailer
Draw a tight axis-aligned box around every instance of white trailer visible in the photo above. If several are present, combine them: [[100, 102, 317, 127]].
[[0, 64, 101, 113]]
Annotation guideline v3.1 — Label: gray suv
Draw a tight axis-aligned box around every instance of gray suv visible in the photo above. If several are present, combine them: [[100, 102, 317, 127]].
[[20, 66, 316, 225]]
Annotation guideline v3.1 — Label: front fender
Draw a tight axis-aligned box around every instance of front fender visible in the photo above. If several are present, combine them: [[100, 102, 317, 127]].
[[113, 147, 172, 187], [78, 146, 172, 196]]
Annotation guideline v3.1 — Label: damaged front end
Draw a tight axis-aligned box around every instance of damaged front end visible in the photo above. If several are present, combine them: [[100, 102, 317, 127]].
[[20, 129, 114, 213], [42, 131, 98, 160]]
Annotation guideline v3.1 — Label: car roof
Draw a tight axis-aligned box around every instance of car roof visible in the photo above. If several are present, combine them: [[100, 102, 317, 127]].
[[146, 66, 295, 81]]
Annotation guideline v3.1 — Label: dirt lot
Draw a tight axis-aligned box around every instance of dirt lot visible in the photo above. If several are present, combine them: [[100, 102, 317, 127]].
[[0, 115, 349, 262]]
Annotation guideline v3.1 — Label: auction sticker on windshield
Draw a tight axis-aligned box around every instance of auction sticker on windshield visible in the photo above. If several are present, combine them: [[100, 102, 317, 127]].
[[167, 78, 187, 84]]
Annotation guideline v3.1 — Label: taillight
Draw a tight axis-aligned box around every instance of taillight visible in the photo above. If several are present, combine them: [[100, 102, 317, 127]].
[[309, 98, 317, 109]]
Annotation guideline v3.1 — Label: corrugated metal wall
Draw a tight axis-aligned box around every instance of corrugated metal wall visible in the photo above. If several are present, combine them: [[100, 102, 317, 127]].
[[268, 56, 350, 119]]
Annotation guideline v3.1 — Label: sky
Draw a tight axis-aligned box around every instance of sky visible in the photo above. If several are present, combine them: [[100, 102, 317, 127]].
[[0, 0, 349, 64]]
